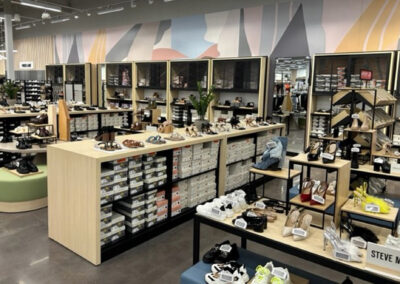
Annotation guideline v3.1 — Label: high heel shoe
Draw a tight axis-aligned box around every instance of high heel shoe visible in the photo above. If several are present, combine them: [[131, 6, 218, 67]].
[[360, 117, 370, 131], [354, 182, 391, 214], [292, 213, 312, 241], [300, 178, 314, 202], [322, 142, 337, 164], [307, 142, 321, 161], [350, 116, 359, 130], [282, 208, 300, 237], [310, 181, 328, 205], [324, 222, 362, 262], [351, 149, 359, 169]]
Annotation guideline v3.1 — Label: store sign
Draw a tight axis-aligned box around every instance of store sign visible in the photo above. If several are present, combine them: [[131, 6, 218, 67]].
[[366, 242, 400, 276], [19, 61, 33, 69]]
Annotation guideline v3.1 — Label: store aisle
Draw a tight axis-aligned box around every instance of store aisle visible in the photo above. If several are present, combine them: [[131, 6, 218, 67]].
[[0, 206, 370, 283]]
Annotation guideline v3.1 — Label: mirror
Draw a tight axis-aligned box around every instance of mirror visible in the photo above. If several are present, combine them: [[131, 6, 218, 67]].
[[272, 57, 311, 153]]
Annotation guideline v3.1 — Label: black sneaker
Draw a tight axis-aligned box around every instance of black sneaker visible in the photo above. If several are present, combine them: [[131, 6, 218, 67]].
[[26, 156, 38, 172], [214, 243, 239, 263], [202, 240, 230, 263], [16, 159, 30, 174], [4, 160, 18, 170]]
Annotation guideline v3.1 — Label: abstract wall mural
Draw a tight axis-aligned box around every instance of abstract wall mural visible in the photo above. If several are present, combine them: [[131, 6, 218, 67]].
[[49, 0, 400, 64]]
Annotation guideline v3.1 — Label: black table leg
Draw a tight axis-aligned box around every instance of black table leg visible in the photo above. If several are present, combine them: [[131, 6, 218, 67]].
[[241, 237, 247, 249], [193, 216, 200, 264]]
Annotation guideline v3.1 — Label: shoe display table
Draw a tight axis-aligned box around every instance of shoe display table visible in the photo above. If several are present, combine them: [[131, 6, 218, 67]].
[[0, 165, 47, 212], [181, 247, 333, 284], [47, 124, 285, 265], [193, 211, 399, 283]]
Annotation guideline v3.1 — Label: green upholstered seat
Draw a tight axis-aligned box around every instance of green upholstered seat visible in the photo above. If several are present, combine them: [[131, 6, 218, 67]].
[[0, 165, 47, 202]]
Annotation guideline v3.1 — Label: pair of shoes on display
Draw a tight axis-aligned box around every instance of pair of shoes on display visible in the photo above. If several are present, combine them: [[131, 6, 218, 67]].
[[244, 208, 277, 223], [30, 113, 48, 124], [205, 260, 249, 284], [201, 123, 218, 135], [6, 156, 38, 174], [203, 241, 239, 264], [230, 116, 245, 130], [251, 262, 291, 284], [185, 126, 202, 137], [282, 208, 312, 241], [262, 199, 285, 214], [341, 216, 379, 243], [300, 178, 330, 205], [35, 127, 51, 137], [232, 211, 267, 233], [324, 222, 363, 262], [350, 115, 369, 131], [196, 190, 248, 221], [321, 142, 337, 163], [353, 182, 392, 214], [16, 138, 32, 149], [373, 157, 391, 173], [243, 185, 259, 204], [253, 136, 288, 171], [0, 135, 12, 143]]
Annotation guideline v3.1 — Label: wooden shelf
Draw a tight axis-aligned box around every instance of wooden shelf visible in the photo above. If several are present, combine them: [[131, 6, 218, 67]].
[[289, 153, 350, 169], [341, 198, 399, 222], [31, 134, 56, 140], [312, 112, 331, 116], [290, 194, 335, 212], [372, 149, 400, 159], [374, 119, 395, 129], [27, 123, 53, 127], [0, 142, 48, 153], [3, 168, 44, 178], [250, 167, 301, 180], [319, 135, 344, 141], [106, 85, 132, 89], [343, 127, 376, 134], [107, 97, 132, 102], [352, 164, 400, 178]]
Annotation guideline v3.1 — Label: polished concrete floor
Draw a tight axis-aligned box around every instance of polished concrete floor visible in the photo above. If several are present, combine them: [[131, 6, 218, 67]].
[[0, 193, 371, 284]]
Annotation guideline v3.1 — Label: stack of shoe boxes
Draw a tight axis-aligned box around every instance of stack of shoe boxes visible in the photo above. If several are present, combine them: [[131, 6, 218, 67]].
[[128, 156, 143, 196], [187, 171, 217, 207], [116, 194, 146, 234], [201, 141, 219, 171], [100, 158, 129, 205], [225, 159, 252, 192], [314, 74, 338, 92], [88, 114, 99, 131], [171, 185, 182, 217], [100, 205, 126, 247], [178, 145, 193, 178], [101, 113, 124, 127], [69, 118, 75, 133], [350, 74, 362, 88], [226, 138, 255, 164], [192, 144, 203, 174], [310, 116, 328, 137], [172, 148, 181, 180], [337, 67, 346, 88], [143, 154, 167, 190]]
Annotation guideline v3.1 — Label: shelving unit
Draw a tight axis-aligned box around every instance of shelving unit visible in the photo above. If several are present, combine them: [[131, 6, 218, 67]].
[[47, 124, 285, 265], [104, 62, 133, 110], [46, 63, 94, 105], [306, 51, 395, 148], [133, 61, 168, 120], [210, 57, 267, 121], [169, 59, 210, 127], [19, 80, 45, 103]]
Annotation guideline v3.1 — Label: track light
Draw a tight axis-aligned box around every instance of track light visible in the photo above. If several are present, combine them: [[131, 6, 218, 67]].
[[97, 6, 124, 15], [18, 0, 62, 13], [15, 25, 31, 30], [74, 15, 79, 19], [51, 17, 70, 24], [131, 0, 137, 8]]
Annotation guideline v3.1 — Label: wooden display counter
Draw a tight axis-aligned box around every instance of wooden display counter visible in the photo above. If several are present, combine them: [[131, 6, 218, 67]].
[[47, 124, 285, 265]]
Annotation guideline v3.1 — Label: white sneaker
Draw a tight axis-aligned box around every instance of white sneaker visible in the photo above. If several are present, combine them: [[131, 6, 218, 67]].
[[385, 234, 400, 248], [211, 262, 249, 282]]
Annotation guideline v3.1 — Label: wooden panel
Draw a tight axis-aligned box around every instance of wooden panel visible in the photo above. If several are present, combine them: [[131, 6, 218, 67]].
[[258, 57, 266, 118], [14, 36, 54, 70], [91, 64, 98, 105], [218, 136, 227, 195], [335, 162, 350, 227], [0, 197, 47, 213], [58, 100, 70, 141], [48, 147, 100, 265]]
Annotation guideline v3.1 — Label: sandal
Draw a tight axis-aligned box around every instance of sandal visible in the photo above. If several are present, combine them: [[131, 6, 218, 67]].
[[310, 181, 328, 205], [300, 178, 314, 202], [123, 139, 145, 148], [165, 132, 185, 141]]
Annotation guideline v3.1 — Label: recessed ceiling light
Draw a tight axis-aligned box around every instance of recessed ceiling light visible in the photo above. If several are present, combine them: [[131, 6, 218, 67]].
[[74, 15, 79, 19], [87, 12, 91, 16], [51, 17, 70, 24], [15, 24, 31, 30]]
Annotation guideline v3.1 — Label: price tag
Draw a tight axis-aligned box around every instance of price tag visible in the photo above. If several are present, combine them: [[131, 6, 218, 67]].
[[292, 228, 307, 237], [219, 271, 234, 282], [247, 211, 258, 217], [255, 201, 266, 209], [384, 198, 395, 207], [321, 153, 334, 160], [365, 203, 380, 213], [219, 244, 232, 253], [312, 194, 325, 204], [354, 144, 361, 148], [211, 207, 221, 216], [312, 180, 321, 191], [267, 141, 277, 148], [374, 158, 384, 164], [234, 218, 247, 229], [271, 267, 288, 280], [351, 236, 367, 249], [351, 147, 360, 153], [351, 114, 359, 119], [334, 249, 351, 261]]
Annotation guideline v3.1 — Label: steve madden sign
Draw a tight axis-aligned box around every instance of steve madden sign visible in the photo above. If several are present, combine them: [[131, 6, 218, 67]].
[[366, 242, 400, 276]]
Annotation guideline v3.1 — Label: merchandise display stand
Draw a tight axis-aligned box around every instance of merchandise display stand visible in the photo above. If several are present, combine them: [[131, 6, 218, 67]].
[[192, 210, 399, 284], [47, 124, 284, 265], [288, 153, 350, 228]]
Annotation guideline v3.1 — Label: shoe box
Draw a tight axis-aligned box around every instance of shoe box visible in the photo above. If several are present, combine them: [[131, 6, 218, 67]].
[[74, 116, 88, 132], [129, 156, 143, 195], [187, 171, 216, 207], [311, 116, 328, 137], [101, 113, 124, 127], [314, 74, 338, 92], [143, 155, 167, 190], [100, 159, 129, 205], [100, 211, 126, 247], [88, 114, 99, 131], [172, 148, 181, 180]]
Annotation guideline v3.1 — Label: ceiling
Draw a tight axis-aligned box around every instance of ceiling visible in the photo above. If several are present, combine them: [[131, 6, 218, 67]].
[[0, 0, 174, 27]]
